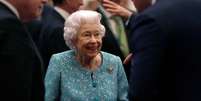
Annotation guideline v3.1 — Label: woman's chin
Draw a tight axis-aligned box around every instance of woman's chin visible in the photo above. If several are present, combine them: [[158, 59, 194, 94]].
[[86, 52, 99, 58]]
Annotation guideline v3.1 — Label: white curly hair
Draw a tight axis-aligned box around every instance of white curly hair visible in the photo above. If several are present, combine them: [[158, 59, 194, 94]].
[[63, 10, 105, 50]]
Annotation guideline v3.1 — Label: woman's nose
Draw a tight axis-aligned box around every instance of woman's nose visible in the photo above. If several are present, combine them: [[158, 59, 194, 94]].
[[90, 35, 96, 42], [89, 35, 100, 43]]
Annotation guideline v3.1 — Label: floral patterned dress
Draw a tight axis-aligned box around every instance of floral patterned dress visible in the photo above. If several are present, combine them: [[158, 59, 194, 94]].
[[45, 50, 128, 101]]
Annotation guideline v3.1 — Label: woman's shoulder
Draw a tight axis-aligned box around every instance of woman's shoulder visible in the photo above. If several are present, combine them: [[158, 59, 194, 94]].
[[101, 51, 121, 62], [51, 50, 75, 61], [101, 51, 119, 58], [49, 50, 76, 70], [53, 50, 74, 57]]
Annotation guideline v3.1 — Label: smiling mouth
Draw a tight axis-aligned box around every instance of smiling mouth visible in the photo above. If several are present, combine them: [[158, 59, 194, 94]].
[[86, 46, 99, 52], [88, 48, 98, 51]]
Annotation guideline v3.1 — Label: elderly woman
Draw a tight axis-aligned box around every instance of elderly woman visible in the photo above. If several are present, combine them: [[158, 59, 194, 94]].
[[45, 10, 128, 101]]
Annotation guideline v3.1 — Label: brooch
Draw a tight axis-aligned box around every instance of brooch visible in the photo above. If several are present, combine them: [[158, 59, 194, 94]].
[[107, 65, 113, 74]]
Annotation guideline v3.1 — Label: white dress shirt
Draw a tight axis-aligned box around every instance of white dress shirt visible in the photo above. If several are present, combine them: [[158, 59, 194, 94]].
[[54, 6, 69, 20]]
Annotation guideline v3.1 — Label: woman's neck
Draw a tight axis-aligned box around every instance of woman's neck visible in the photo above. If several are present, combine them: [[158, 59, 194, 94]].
[[76, 53, 101, 70]]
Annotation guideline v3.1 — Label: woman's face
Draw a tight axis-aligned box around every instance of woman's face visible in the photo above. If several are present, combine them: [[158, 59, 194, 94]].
[[74, 23, 103, 58]]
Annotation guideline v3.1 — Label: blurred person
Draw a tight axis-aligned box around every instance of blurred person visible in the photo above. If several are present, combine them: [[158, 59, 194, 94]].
[[47, 0, 53, 5], [25, 19, 43, 46], [82, 0, 135, 15], [101, 0, 135, 51], [97, 0, 132, 78], [127, 0, 154, 53], [120, 0, 136, 11], [129, 0, 201, 101], [99, 0, 130, 59], [132, 0, 154, 13], [45, 10, 128, 101], [102, 0, 135, 20], [24, 4, 56, 46], [80, 0, 99, 10], [39, 0, 83, 70], [0, 0, 47, 100]]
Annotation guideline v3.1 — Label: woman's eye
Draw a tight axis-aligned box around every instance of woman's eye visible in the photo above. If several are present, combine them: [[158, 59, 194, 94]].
[[95, 33, 98, 36], [95, 32, 101, 37], [83, 32, 90, 37], [85, 34, 90, 37]]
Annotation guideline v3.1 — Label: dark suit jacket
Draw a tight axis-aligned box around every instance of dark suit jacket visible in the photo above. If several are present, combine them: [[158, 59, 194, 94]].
[[0, 3, 44, 101], [129, 0, 201, 101], [126, 13, 136, 51], [25, 19, 42, 46], [39, 6, 69, 71]]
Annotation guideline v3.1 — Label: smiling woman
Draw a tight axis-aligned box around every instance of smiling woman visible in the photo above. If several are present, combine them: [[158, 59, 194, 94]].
[[75, 24, 103, 64], [44, 10, 129, 101]]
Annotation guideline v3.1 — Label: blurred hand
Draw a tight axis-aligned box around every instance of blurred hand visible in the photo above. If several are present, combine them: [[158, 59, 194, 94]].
[[80, 0, 100, 10], [123, 53, 133, 65], [102, 0, 133, 20]]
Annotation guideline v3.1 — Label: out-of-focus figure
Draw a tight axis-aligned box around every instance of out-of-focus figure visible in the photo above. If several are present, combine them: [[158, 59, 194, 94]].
[[0, 0, 47, 100]]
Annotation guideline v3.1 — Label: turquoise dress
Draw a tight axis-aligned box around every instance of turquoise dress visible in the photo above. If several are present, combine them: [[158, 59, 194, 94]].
[[45, 50, 128, 101]]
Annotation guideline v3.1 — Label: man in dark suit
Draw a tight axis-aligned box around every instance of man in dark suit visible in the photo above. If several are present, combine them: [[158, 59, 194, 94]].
[[0, 0, 46, 100], [24, 4, 56, 46], [25, 19, 43, 46], [39, 0, 83, 70], [129, 0, 201, 101]]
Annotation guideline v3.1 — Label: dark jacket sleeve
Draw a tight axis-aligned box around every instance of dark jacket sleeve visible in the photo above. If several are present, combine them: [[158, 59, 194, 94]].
[[129, 14, 166, 101]]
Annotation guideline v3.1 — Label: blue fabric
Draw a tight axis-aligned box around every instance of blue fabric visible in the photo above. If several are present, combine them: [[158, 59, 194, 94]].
[[45, 50, 128, 101]]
